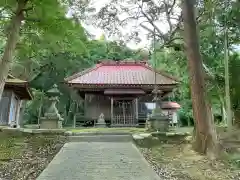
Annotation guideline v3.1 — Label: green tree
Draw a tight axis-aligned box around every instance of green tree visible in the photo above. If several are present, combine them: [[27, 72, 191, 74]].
[[182, 0, 219, 155], [18, 38, 146, 125], [0, 0, 87, 100]]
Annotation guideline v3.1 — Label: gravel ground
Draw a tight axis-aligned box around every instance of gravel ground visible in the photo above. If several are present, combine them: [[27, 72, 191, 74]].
[[139, 148, 193, 180], [0, 135, 66, 180], [139, 145, 240, 180]]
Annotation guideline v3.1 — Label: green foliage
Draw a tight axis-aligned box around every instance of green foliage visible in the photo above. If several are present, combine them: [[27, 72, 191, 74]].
[[0, 0, 88, 68], [19, 0, 87, 58], [18, 38, 147, 124], [24, 89, 45, 124], [149, 0, 240, 124], [230, 53, 240, 110], [150, 48, 192, 124], [1, 0, 239, 127]]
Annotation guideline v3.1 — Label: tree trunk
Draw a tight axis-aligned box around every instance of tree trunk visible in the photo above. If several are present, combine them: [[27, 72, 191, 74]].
[[224, 24, 232, 128], [220, 96, 227, 125], [182, 0, 219, 155], [187, 117, 191, 127], [0, 0, 27, 100]]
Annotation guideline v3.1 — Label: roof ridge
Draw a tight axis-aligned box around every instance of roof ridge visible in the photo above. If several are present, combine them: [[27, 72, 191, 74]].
[[64, 64, 102, 82], [101, 60, 148, 66]]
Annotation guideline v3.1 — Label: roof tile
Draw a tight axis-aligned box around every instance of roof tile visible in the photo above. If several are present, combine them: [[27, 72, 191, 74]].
[[67, 62, 177, 85]]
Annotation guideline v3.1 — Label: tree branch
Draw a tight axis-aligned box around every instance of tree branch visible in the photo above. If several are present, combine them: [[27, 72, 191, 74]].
[[163, 0, 173, 32], [168, 0, 176, 14], [137, 2, 168, 41], [140, 23, 162, 39], [22, 7, 33, 12]]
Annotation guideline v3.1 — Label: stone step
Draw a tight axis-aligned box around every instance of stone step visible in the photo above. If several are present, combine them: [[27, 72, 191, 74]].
[[65, 131, 131, 136], [68, 135, 133, 142]]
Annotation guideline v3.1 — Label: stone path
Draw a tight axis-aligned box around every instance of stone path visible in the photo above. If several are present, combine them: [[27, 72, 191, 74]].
[[37, 142, 160, 180]]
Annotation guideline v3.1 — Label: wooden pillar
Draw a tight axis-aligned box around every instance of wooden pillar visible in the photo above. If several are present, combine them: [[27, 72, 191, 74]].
[[15, 100, 22, 128], [135, 98, 138, 124], [73, 115, 76, 128], [84, 94, 87, 119], [111, 97, 113, 125]]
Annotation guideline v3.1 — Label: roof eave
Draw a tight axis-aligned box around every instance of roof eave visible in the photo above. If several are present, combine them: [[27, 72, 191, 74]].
[[5, 82, 33, 100], [67, 83, 178, 89]]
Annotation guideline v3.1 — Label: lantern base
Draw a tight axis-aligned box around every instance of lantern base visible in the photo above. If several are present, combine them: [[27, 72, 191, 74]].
[[40, 114, 63, 129], [149, 108, 170, 132]]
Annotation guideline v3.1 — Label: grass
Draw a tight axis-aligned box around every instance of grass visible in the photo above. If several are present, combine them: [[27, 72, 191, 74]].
[[0, 134, 25, 162], [0, 130, 64, 163], [68, 126, 194, 134], [0, 130, 66, 180], [169, 127, 193, 133], [134, 127, 240, 180], [136, 137, 239, 180], [69, 127, 148, 133]]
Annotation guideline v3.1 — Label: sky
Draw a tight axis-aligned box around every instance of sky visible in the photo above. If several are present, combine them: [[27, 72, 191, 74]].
[[73, 0, 239, 51], [82, 0, 174, 50]]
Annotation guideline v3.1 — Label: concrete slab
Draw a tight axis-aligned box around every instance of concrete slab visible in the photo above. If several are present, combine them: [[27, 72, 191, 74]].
[[37, 142, 160, 180]]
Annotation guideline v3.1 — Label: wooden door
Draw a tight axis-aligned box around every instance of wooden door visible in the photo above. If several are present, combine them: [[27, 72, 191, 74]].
[[112, 98, 135, 126], [0, 91, 11, 125]]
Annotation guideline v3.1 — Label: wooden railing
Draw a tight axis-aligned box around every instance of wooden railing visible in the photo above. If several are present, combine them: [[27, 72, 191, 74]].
[[111, 114, 136, 126]]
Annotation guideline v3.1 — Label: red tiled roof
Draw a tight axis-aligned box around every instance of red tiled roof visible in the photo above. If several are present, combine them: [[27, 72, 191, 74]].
[[65, 61, 178, 86], [161, 102, 181, 109]]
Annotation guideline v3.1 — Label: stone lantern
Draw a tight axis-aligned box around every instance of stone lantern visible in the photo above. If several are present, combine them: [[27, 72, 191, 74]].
[[148, 87, 170, 132], [40, 84, 63, 129]]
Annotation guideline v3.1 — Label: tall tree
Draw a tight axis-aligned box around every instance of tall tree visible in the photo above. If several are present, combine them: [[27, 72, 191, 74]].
[[230, 53, 240, 127], [224, 20, 232, 128], [0, 0, 27, 100], [182, 0, 219, 154], [223, 1, 232, 128], [0, 0, 87, 100]]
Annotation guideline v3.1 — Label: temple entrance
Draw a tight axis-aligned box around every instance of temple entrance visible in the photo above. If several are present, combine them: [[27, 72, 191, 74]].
[[112, 98, 136, 126]]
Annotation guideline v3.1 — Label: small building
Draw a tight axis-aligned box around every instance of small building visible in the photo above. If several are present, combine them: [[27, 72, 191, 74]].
[[145, 101, 181, 126], [65, 60, 179, 127], [161, 101, 181, 126], [0, 75, 32, 127]]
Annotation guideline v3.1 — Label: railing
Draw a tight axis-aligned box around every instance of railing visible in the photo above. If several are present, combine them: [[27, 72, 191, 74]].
[[73, 112, 149, 128], [111, 114, 136, 126]]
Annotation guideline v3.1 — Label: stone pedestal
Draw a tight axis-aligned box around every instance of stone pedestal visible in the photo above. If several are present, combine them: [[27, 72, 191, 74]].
[[149, 108, 170, 132], [95, 113, 106, 127], [40, 114, 63, 129]]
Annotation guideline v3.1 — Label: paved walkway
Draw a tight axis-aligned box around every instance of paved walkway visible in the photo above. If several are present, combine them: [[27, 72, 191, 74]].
[[37, 142, 160, 180]]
